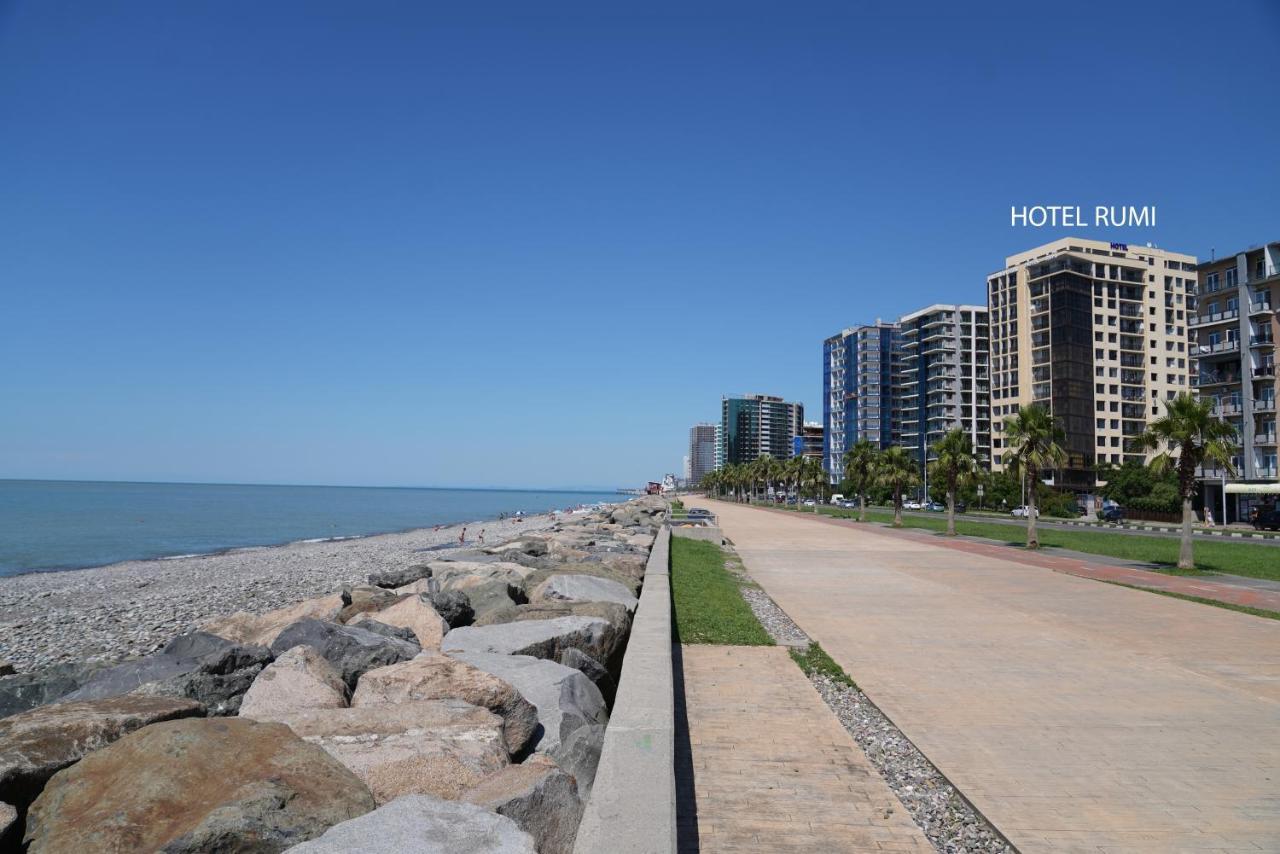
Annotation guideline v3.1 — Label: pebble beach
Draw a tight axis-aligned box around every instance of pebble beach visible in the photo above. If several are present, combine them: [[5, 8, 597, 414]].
[[0, 513, 565, 671]]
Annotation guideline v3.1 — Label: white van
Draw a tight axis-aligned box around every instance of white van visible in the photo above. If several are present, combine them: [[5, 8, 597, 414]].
[[829, 494, 845, 505]]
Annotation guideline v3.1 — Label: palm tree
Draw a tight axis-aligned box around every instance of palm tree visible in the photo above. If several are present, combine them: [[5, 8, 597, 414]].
[[798, 456, 826, 512], [930, 428, 981, 536], [1135, 394, 1237, 570], [1002, 405, 1067, 549], [877, 446, 920, 527], [842, 440, 880, 523]]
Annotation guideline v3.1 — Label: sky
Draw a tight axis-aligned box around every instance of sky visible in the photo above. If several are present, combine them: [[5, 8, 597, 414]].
[[2, 0, 1278, 489]]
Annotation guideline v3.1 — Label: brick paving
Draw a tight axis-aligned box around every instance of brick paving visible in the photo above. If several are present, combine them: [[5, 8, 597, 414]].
[[698, 498, 1280, 854], [677, 644, 931, 853]]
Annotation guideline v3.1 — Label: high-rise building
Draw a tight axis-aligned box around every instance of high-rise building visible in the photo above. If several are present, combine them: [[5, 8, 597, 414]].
[[898, 304, 991, 469], [718, 394, 805, 467], [823, 322, 902, 482], [1194, 241, 1279, 522], [793, 422, 824, 461], [988, 237, 1197, 491], [687, 422, 717, 485]]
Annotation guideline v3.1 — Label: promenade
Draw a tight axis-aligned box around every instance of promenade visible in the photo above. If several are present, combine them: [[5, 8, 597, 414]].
[[695, 498, 1280, 853]]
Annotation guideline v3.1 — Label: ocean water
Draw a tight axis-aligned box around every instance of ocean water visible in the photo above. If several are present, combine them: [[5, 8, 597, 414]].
[[0, 480, 620, 577]]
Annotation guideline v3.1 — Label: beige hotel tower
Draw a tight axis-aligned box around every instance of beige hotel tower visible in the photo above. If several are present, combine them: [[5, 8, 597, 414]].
[[988, 237, 1198, 492]]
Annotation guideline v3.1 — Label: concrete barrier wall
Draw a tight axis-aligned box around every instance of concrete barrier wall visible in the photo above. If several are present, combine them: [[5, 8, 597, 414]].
[[573, 525, 676, 854], [671, 525, 724, 545]]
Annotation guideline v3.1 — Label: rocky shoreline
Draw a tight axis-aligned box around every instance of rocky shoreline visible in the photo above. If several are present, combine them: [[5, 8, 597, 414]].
[[0, 496, 667, 851], [0, 513, 562, 672]]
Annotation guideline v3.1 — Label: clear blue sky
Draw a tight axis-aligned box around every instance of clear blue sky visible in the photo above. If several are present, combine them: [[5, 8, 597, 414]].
[[2, 1, 1277, 489]]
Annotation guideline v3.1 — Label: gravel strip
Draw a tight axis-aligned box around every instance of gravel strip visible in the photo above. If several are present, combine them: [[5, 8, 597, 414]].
[[739, 586, 810, 646], [732, 562, 1013, 853], [0, 514, 560, 671]]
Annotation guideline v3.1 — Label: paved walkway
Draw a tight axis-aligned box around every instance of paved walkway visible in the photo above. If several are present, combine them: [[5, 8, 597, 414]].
[[676, 644, 930, 853], [696, 498, 1280, 854]]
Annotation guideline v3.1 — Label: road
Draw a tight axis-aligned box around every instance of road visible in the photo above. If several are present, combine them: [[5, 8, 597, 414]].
[[695, 497, 1280, 854]]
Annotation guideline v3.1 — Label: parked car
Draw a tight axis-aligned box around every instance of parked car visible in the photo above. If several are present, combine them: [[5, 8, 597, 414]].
[[1010, 505, 1040, 518], [802, 499, 816, 506], [954, 502, 967, 514], [924, 501, 945, 512], [838, 500, 858, 509], [1099, 505, 1125, 523], [903, 500, 922, 510], [687, 508, 713, 519], [1252, 507, 1280, 531]]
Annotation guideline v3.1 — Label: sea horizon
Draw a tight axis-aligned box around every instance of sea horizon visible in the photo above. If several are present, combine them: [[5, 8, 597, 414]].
[[0, 480, 621, 578]]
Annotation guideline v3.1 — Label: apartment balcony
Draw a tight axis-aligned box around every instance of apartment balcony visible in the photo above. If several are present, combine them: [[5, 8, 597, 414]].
[[1119, 336, 1144, 352], [1255, 399, 1277, 413], [1249, 299, 1274, 315], [1256, 365, 1277, 378], [1254, 433, 1278, 447], [1119, 304, 1142, 318], [1121, 404, 1146, 419], [1200, 339, 1241, 356], [1120, 370, 1146, 385], [1258, 467, 1280, 479], [1120, 388, 1146, 401], [1250, 334, 1275, 348], [1215, 402, 1244, 417]]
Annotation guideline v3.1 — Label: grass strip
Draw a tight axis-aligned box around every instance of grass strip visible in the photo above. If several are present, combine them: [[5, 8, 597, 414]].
[[669, 536, 772, 646], [790, 642, 856, 687]]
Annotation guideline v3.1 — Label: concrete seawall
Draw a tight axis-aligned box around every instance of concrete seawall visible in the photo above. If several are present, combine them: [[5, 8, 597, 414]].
[[573, 525, 676, 854]]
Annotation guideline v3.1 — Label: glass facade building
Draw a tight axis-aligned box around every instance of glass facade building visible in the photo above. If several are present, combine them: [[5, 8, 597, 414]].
[[718, 394, 805, 467], [822, 323, 902, 482]]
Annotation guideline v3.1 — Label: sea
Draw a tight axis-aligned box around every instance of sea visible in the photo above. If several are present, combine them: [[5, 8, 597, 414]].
[[0, 480, 620, 577]]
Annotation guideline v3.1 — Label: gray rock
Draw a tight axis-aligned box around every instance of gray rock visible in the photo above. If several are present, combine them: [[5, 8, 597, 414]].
[[440, 577, 522, 623], [271, 619, 418, 689], [24, 717, 375, 853], [427, 590, 475, 628], [442, 617, 623, 668], [239, 646, 349, 719], [0, 694, 204, 812], [0, 800, 15, 845], [0, 662, 105, 719], [553, 722, 606, 796], [0, 663, 14, 677], [558, 649, 617, 707], [463, 755, 583, 854], [449, 652, 607, 761], [367, 564, 432, 590], [483, 537, 549, 558], [284, 793, 535, 853], [61, 632, 272, 716], [345, 615, 420, 645], [338, 585, 400, 622], [535, 574, 638, 611]]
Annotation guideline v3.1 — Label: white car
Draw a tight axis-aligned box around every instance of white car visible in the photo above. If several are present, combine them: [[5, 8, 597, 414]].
[[802, 499, 816, 506], [903, 500, 922, 510], [1010, 505, 1040, 518]]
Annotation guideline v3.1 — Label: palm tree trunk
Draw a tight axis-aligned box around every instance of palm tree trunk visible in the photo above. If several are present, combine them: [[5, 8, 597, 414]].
[[859, 491, 867, 523], [1026, 473, 1039, 549], [1178, 496, 1195, 570], [946, 490, 956, 536], [893, 487, 903, 527]]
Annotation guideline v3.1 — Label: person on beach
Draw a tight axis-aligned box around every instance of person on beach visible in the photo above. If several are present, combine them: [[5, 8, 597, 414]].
[[459, 527, 467, 544], [478, 529, 485, 544]]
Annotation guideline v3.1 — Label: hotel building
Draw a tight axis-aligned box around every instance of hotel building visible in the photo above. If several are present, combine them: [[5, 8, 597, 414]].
[[987, 238, 1197, 491], [717, 394, 805, 468], [687, 422, 718, 486], [822, 322, 902, 482], [1194, 241, 1280, 521], [898, 304, 991, 469]]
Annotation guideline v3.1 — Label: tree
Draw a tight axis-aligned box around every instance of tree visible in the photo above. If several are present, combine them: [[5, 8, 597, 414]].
[[841, 440, 880, 523], [877, 446, 921, 527], [1002, 405, 1067, 549], [1135, 394, 1237, 569], [929, 428, 981, 536], [798, 456, 826, 512]]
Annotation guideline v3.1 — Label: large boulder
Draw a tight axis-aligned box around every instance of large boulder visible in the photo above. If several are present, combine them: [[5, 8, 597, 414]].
[[203, 591, 348, 647], [367, 564, 432, 590], [443, 577, 522, 623], [257, 701, 509, 805], [558, 649, 616, 707], [369, 596, 449, 649], [474, 602, 632, 638], [345, 614, 420, 645], [283, 794, 535, 854], [271, 619, 418, 689], [239, 646, 348, 719], [337, 585, 399, 623], [23, 717, 375, 853], [449, 652, 607, 777], [552, 722, 606, 797], [351, 653, 538, 756], [597, 551, 647, 580], [0, 801, 14, 845], [463, 755, 583, 854], [430, 561, 535, 589], [0, 662, 106, 719], [482, 537, 549, 558], [532, 574, 638, 611], [61, 631, 271, 716], [523, 564, 640, 597], [0, 694, 204, 812], [442, 617, 623, 669], [427, 590, 475, 628]]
